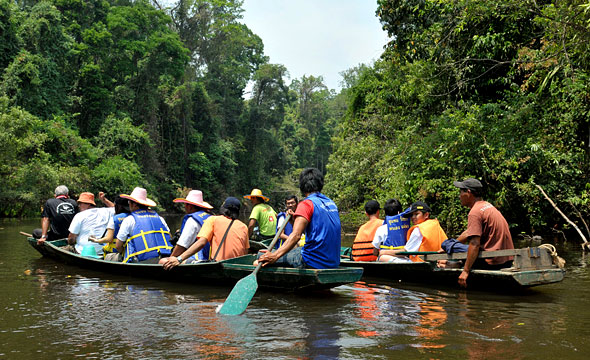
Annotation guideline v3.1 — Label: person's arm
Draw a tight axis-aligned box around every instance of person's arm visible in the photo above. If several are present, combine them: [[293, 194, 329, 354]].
[[171, 245, 187, 257], [456, 230, 469, 243], [458, 236, 481, 288], [115, 239, 125, 253], [37, 217, 50, 244], [98, 192, 114, 207], [68, 232, 78, 245], [89, 229, 114, 244], [247, 218, 257, 239], [258, 216, 308, 266], [162, 237, 208, 270]]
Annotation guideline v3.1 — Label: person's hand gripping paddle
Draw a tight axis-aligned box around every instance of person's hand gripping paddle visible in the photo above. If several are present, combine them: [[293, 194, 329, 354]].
[[217, 214, 291, 315]]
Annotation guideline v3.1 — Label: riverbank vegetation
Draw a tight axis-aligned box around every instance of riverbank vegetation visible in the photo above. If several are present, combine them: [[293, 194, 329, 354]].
[[327, 0, 590, 238], [1, 0, 589, 242]]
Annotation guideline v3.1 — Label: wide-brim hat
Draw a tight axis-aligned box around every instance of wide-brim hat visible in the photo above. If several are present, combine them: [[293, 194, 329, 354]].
[[243, 188, 269, 202], [120, 187, 157, 207], [77, 192, 96, 206], [173, 190, 213, 209]]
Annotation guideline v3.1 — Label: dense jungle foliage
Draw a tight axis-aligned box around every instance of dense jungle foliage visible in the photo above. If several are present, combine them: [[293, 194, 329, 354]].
[[1, 0, 589, 242], [0, 0, 342, 215], [326, 0, 590, 238]]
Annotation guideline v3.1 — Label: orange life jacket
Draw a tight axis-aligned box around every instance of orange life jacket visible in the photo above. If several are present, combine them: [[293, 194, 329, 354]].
[[351, 218, 382, 261], [406, 219, 447, 262]]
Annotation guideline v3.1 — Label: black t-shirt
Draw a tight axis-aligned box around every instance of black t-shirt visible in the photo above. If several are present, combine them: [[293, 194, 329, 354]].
[[41, 197, 78, 238]]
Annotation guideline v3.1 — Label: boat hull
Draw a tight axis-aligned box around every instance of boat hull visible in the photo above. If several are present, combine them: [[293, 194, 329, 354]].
[[340, 259, 565, 290], [27, 238, 363, 291]]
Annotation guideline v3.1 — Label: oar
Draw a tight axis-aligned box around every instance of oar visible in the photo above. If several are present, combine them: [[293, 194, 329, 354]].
[[20, 231, 33, 237], [217, 214, 291, 315]]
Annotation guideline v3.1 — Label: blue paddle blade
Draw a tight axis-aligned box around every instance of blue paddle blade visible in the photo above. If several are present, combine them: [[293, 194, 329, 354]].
[[217, 273, 259, 315]]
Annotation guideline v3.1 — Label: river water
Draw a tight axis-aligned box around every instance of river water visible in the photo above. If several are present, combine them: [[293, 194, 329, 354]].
[[1, 218, 589, 359]]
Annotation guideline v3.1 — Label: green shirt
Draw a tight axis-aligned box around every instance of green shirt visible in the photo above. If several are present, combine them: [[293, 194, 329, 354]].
[[249, 203, 277, 236]]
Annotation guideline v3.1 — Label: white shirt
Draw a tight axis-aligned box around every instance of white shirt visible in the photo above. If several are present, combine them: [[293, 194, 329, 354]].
[[404, 227, 423, 252], [176, 217, 202, 249], [117, 214, 170, 242], [372, 223, 420, 262], [69, 207, 115, 254], [371, 224, 388, 249]]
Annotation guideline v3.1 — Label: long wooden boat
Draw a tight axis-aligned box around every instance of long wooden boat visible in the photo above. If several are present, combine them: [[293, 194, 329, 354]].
[[27, 238, 363, 291], [340, 247, 565, 290], [222, 254, 364, 291]]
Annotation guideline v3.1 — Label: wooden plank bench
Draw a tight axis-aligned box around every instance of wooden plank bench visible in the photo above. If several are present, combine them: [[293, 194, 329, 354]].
[[399, 247, 555, 270]]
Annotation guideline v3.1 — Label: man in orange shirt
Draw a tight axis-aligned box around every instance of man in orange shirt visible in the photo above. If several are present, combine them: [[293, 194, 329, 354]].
[[351, 200, 382, 261], [161, 197, 249, 269]]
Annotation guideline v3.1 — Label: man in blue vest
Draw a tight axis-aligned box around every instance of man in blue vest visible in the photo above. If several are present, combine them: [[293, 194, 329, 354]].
[[256, 168, 341, 269], [275, 195, 298, 249], [112, 187, 172, 263], [170, 190, 213, 261]]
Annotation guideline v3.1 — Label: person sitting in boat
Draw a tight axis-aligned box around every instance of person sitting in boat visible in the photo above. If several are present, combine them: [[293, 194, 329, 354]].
[[453, 178, 515, 287], [377, 201, 447, 263], [169, 190, 213, 260], [110, 187, 173, 263], [256, 168, 341, 269], [275, 195, 304, 249], [244, 188, 277, 241], [88, 196, 129, 258], [351, 200, 382, 261], [371, 199, 410, 262], [66, 192, 115, 255], [160, 197, 249, 269], [33, 185, 78, 244]]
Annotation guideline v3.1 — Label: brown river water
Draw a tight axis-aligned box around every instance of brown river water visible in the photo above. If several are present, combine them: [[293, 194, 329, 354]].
[[1, 218, 590, 359]]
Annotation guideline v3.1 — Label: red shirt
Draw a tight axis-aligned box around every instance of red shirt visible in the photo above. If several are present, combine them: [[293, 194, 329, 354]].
[[294, 199, 314, 222]]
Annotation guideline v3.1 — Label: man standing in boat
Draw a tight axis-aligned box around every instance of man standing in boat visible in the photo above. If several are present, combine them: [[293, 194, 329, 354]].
[[170, 190, 214, 260], [244, 188, 277, 241], [377, 201, 447, 263], [161, 197, 249, 268], [34, 185, 78, 244], [256, 168, 341, 269], [111, 187, 173, 263], [454, 178, 515, 287], [66, 192, 114, 255], [351, 200, 382, 261]]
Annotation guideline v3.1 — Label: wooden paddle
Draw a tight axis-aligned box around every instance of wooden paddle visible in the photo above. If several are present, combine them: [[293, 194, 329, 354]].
[[217, 214, 291, 315], [20, 231, 33, 237]]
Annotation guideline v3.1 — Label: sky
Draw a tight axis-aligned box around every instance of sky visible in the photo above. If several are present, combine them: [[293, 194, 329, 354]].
[[240, 0, 390, 92]]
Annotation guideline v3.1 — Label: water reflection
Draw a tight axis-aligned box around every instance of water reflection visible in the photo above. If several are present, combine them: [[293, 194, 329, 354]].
[[3, 219, 590, 359]]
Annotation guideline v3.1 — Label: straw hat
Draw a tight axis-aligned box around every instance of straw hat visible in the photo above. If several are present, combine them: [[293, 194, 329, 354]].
[[243, 188, 269, 202], [173, 190, 213, 209], [120, 187, 157, 207], [77, 192, 96, 206]]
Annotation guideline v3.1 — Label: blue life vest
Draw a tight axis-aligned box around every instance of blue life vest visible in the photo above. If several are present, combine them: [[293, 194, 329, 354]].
[[380, 214, 411, 250], [102, 212, 129, 254], [180, 211, 211, 260], [122, 210, 172, 263], [275, 212, 293, 249], [300, 193, 341, 269]]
